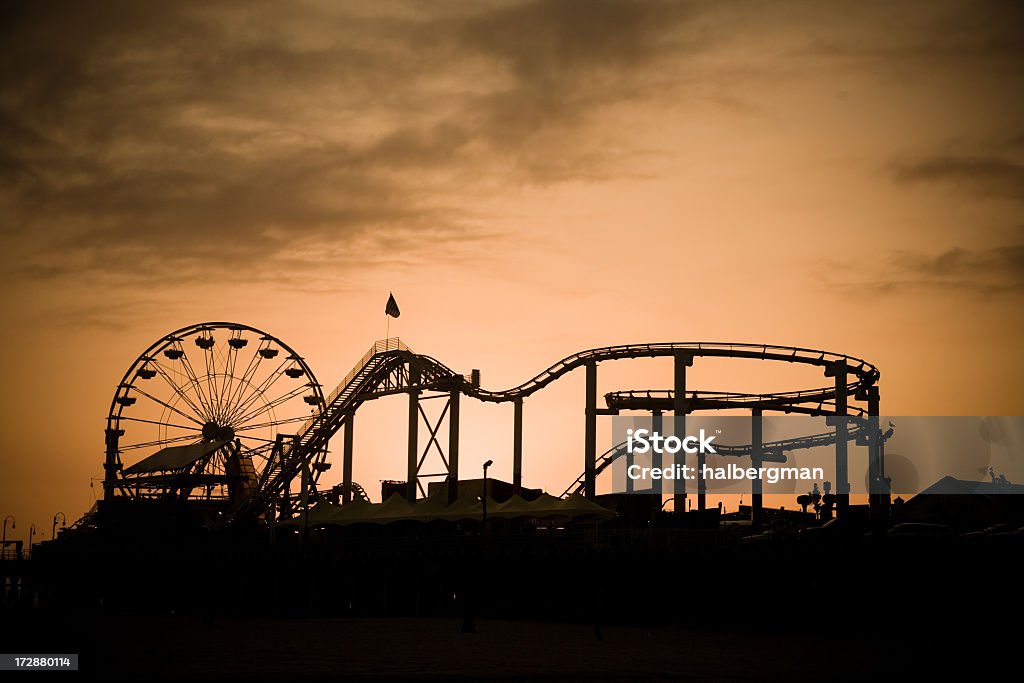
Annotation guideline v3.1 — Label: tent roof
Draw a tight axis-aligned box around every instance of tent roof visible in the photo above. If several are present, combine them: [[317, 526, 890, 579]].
[[123, 439, 229, 475], [300, 497, 375, 526], [489, 493, 615, 520], [283, 491, 615, 527], [561, 493, 618, 518]]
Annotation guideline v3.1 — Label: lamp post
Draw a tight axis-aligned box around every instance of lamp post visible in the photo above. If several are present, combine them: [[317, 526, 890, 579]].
[[29, 524, 36, 559], [2, 516, 14, 559], [52, 512, 66, 540], [481, 460, 493, 528]]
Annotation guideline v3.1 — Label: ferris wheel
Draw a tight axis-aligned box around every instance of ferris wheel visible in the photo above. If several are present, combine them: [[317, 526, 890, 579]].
[[103, 322, 326, 505]]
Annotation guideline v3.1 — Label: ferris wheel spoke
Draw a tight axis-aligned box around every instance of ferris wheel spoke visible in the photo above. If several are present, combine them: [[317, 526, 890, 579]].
[[116, 414, 203, 432], [177, 351, 216, 421], [223, 344, 249, 421], [238, 434, 280, 445], [232, 385, 307, 427], [181, 344, 215, 422], [226, 359, 289, 423], [149, 360, 211, 422], [120, 432, 202, 451], [202, 340, 220, 421], [130, 385, 207, 427], [213, 344, 234, 423], [221, 361, 267, 426], [224, 360, 290, 425], [213, 348, 232, 424], [227, 340, 285, 416], [233, 415, 309, 432], [222, 347, 265, 417], [219, 345, 240, 421]]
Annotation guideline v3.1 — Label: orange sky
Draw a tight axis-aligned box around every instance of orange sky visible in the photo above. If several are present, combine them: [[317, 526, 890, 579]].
[[1, 1, 1022, 541]]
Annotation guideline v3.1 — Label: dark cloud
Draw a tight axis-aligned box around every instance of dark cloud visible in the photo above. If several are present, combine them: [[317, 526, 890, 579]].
[[833, 243, 1024, 296], [890, 156, 1024, 203], [800, 0, 1024, 72], [897, 244, 1024, 286], [0, 0, 703, 289]]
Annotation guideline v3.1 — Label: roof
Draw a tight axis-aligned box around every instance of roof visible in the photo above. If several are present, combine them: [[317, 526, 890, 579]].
[[916, 476, 1024, 496], [123, 439, 229, 475]]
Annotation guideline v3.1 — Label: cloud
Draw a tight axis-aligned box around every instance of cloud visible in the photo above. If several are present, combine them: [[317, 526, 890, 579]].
[[800, 1, 1024, 208], [0, 0, 704, 291], [798, 0, 1024, 70], [894, 244, 1024, 289], [890, 156, 1024, 204], [826, 243, 1024, 296]]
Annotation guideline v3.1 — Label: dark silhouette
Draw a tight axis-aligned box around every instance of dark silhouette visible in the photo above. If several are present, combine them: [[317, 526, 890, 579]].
[[11, 325, 1021, 679]]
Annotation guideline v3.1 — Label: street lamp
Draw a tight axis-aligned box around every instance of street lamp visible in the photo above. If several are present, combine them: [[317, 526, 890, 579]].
[[2, 516, 14, 559], [52, 512, 66, 540], [482, 460, 493, 527], [29, 524, 36, 558]]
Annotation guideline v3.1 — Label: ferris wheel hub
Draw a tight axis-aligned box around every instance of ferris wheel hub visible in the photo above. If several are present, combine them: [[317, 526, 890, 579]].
[[202, 421, 235, 442]]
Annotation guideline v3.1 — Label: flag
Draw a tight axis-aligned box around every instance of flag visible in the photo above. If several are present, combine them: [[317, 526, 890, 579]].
[[385, 293, 401, 318]]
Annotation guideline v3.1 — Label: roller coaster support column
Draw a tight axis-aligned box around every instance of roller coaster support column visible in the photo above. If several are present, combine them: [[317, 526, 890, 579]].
[[342, 413, 354, 504], [585, 361, 597, 499], [674, 352, 694, 512], [513, 398, 523, 495], [751, 408, 764, 530], [651, 411, 663, 498], [448, 388, 460, 505], [407, 366, 421, 502], [825, 360, 849, 517], [865, 385, 884, 522], [300, 461, 310, 542], [103, 427, 122, 501]]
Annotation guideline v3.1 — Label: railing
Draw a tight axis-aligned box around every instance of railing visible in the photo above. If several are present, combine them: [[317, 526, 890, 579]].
[[294, 338, 411, 441], [327, 338, 410, 407]]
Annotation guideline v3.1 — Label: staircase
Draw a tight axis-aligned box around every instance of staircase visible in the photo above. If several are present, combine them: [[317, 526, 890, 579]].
[[236, 338, 420, 518]]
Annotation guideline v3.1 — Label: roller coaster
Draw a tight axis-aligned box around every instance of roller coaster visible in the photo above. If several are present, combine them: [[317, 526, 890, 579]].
[[559, 421, 893, 499], [103, 323, 886, 525]]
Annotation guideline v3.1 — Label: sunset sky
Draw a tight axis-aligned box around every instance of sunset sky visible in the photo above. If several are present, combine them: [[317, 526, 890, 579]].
[[1, 1, 1022, 538]]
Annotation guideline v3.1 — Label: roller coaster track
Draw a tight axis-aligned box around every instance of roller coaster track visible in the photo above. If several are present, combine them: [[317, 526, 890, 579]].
[[604, 390, 870, 417], [466, 342, 878, 403], [236, 339, 879, 518], [560, 421, 893, 498]]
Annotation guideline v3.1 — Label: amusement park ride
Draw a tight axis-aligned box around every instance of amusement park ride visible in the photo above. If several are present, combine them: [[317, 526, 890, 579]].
[[102, 322, 889, 527]]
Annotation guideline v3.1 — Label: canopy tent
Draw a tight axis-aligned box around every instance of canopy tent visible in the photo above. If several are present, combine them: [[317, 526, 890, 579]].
[[489, 493, 615, 521], [296, 496, 376, 526], [413, 492, 484, 523], [122, 439, 230, 475], [279, 491, 615, 527], [281, 492, 482, 527], [556, 493, 618, 520]]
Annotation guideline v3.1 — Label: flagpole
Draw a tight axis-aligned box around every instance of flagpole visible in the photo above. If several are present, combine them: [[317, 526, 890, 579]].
[[384, 292, 400, 343]]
